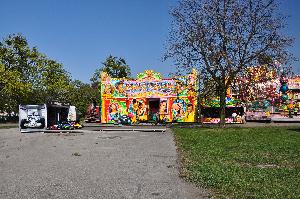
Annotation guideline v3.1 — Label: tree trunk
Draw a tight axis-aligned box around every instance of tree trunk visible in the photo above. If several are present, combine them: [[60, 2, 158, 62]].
[[219, 87, 226, 128], [196, 95, 202, 124]]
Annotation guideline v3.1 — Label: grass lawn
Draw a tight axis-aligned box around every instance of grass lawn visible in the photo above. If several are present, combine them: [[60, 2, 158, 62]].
[[173, 126, 300, 199], [0, 124, 18, 129]]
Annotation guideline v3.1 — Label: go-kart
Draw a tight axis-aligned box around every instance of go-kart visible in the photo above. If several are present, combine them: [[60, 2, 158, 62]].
[[48, 121, 83, 130], [118, 115, 132, 125], [70, 122, 83, 129]]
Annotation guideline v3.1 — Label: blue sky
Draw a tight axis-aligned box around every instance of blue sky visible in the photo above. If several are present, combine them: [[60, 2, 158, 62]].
[[1, 0, 299, 83]]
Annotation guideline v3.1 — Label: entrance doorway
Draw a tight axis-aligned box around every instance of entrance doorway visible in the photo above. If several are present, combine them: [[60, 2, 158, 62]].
[[148, 98, 160, 122]]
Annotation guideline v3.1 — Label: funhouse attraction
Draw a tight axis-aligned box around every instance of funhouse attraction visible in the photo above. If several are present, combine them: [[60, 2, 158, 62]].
[[100, 70, 198, 124]]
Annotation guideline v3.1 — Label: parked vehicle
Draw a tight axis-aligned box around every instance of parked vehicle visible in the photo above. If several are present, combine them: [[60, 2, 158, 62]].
[[19, 102, 78, 132]]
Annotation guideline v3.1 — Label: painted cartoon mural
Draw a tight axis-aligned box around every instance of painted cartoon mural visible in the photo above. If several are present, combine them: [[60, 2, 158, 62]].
[[106, 100, 127, 124], [128, 98, 147, 122], [100, 69, 198, 123], [172, 98, 186, 122], [184, 103, 195, 122]]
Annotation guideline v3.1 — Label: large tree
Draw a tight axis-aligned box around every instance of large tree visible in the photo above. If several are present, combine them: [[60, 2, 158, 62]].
[[67, 80, 99, 118], [90, 55, 131, 86], [166, 0, 293, 126], [0, 34, 73, 113]]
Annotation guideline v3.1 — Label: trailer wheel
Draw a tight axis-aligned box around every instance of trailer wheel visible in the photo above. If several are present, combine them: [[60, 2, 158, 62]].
[[39, 118, 45, 129], [20, 119, 27, 129]]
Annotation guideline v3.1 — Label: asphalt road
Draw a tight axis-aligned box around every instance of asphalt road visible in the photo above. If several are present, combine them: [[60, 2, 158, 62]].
[[0, 128, 209, 199]]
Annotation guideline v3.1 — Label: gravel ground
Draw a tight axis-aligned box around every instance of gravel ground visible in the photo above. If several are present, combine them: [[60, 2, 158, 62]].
[[0, 128, 210, 199]]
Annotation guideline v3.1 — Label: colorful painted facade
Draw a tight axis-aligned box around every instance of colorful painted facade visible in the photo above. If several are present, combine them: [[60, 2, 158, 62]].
[[100, 70, 198, 123]]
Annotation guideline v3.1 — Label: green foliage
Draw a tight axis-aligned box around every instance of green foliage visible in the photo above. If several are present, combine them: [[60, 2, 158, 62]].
[[0, 61, 33, 114], [33, 58, 73, 103], [67, 80, 99, 118], [90, 55, 131, 84], [173, 126, 300, 199], [0, 124, 18, 129], [0, 34, 97, 119]]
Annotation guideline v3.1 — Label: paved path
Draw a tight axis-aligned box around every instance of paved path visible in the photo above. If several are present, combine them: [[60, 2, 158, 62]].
[[0, 128, 209, 199]]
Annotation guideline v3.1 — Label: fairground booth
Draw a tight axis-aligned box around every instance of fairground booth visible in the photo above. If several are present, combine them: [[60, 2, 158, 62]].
[[100, 70, 198, 123], [201, 90, 245, 124], [235, 65, 300, 121], [287, 76, 300, 103], [275, 76, 300, 119]]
